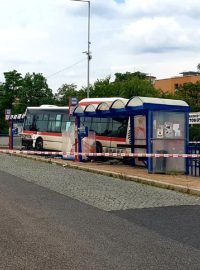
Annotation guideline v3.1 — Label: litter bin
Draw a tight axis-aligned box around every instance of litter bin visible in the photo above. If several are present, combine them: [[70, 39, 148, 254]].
[[155, 150, 168, 173]]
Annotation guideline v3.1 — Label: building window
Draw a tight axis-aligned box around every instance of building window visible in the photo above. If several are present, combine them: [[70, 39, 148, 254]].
[[174, 83, 179, 90]]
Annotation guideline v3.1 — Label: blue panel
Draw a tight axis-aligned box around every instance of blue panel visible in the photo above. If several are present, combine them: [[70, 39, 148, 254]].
[[76, 116, 82, 162], [147, 111, 153, 173], [185, 112, 189, 175], [130, 116, 135, 166]]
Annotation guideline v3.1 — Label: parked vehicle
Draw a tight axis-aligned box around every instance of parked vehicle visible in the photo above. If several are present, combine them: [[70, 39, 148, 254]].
[[22, 105, 74, 151]]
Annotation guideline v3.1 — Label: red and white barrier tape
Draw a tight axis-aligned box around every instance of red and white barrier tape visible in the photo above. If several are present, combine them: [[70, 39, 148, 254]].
[[0, 149, 63, 156], [0, 149, 199, 158]]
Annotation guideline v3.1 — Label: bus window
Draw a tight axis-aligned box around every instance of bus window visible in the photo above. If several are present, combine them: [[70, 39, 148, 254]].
[[49, 113, 56, 121], [108, 118, 128, 138], [62, 113, 69, 122], [61, 121, 67, 132], [91, 117, 101, 134], [48, 113, 56, 132], [56, 114, 62, 121], [55, 114, 62, 132], [82, 117, 92, 130], [98, 118, 110, 136], [111, 119, 121, 137], [24, 113, 33, 130], [117, 119, 128, 138], [43, 114, 49, 121], [69, 116, 75, 123], [35, 113, 44, 131]]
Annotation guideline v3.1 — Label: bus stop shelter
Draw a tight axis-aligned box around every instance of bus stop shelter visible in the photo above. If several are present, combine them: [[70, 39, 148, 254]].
[[74, 96, 189, 174]]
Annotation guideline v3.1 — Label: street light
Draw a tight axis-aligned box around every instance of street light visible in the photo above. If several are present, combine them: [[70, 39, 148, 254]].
[[70, 0, 91, 98]]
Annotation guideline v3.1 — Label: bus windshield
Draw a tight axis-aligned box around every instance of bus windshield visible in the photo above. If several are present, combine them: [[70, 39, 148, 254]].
[[24, 109, 74, 133]]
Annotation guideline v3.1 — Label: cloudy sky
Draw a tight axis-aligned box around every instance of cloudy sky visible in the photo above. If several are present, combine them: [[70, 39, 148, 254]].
[[0, 0, 200, 92]]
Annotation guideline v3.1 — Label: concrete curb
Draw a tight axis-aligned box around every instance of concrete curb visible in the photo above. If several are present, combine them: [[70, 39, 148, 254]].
[[9, 153, 200, 197]]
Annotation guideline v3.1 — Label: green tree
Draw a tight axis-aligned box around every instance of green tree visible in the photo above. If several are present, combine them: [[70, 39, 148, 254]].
[[18, 73, 54, 112], [87, 72, 161, 99], [3, 70, 23, 112], [116, 76, 161, 99], [115, 71, 147, 82], [175, 82, 200, 112], [54, 83, 79, 106], [197, 63, 200, 72], [0, 70, 23, 132], [0, 83, 7, 133], [0, 71, 54, 133], [89, 77, 115, 97]]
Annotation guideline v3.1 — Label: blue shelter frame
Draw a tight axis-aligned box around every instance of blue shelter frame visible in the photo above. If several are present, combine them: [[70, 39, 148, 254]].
[[7, 114, 25, 149], [74, 96, 189, 174]]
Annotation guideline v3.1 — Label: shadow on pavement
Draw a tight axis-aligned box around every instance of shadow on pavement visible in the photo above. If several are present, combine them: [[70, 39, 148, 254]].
[[112, 205, 200, 250]]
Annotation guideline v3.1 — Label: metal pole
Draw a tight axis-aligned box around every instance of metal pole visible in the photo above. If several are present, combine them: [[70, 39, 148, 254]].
[[87, 0, 90, 98], [70, 0, 91, 98]]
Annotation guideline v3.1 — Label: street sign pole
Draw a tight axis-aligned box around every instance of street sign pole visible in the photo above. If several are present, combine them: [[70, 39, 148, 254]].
[[9, 119, 13, 150]]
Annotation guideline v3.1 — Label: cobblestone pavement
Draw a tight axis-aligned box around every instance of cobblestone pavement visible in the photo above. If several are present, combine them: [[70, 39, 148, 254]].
[[1, 154, 200, 211]]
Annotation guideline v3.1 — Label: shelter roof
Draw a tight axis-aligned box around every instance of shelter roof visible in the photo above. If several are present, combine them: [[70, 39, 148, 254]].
[[127, 96, 188, 107], [74, 96, 189, 117]]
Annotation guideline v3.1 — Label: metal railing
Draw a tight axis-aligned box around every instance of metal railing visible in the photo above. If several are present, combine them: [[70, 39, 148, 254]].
[[188, 142, 200, 177]]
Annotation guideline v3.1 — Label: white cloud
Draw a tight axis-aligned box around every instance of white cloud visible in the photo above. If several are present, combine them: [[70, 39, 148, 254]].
[[117, 17, 194, 53], [0, 0, 200, 92]]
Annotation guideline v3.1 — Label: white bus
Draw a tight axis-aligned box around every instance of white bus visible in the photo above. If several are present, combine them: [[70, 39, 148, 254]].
[[22, 105, 74, 151]]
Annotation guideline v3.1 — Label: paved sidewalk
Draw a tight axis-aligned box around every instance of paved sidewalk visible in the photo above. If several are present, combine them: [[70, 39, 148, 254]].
[[10, 153, 200, 197]]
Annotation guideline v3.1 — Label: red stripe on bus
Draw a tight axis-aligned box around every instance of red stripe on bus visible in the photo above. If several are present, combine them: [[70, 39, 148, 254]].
[[96, 136, 126, 142], [79, 101, 101, 106], [23, 132, 126, 140], [23, 131, 62, 137], [23, 131, 37, 135], [37, 132, 62, 137]]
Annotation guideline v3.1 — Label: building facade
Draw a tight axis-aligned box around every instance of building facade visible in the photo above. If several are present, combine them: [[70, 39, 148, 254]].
[[154, 71, 200, 93]]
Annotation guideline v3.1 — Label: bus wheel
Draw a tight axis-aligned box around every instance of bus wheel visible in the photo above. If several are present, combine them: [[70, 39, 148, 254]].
[[96, 141, 102, 153], [96, 142, 103, 161], [35, 138, 43, 151]]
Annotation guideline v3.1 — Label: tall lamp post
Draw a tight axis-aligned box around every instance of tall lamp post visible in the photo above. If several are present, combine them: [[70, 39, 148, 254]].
[[70, 0, 91, 98]]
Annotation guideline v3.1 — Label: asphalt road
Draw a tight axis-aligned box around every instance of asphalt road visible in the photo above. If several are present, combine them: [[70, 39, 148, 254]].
[[0, 168, 200, 269]]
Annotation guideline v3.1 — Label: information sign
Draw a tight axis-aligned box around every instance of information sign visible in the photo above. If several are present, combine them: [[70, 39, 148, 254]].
[[69, 97, 78, 116], [5, 109, 11, 121], [189, 112, 200, 125]]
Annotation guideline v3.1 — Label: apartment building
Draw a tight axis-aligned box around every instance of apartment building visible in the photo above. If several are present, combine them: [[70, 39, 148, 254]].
[[154, 71, 200, 93]]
